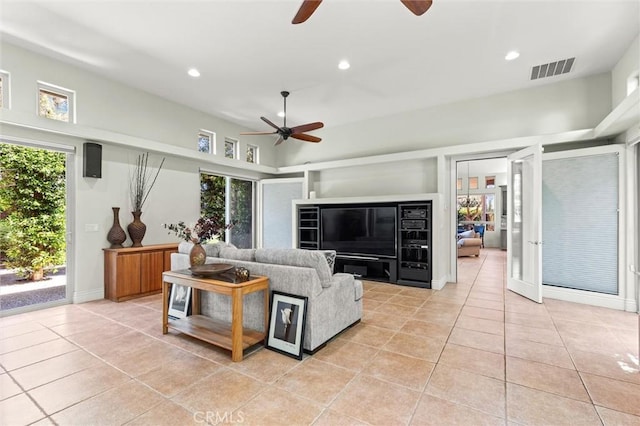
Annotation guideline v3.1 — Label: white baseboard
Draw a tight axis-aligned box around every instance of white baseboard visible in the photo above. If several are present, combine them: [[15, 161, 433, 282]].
[[432, 276, 447, 291], [73, 288, 104, 304], [624, 298, 639, 313], [542, 285, 632, 311]]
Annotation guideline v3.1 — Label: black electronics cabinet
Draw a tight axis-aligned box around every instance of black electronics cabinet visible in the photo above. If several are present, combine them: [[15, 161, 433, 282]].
[[334, 257, 398, 283], [296, 201, 432, 287], [397, 202, 432, 288]]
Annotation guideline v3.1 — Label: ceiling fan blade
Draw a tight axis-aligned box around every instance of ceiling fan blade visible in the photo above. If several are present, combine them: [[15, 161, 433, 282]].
[[290, 121, 324, 134], [260, 116, 281, 130], [239, 131, 277, 135], [401, 0, 433, 16], [292, 0, 322, 24], [291, 133, 321, 143], [274, 136, 285, 146]]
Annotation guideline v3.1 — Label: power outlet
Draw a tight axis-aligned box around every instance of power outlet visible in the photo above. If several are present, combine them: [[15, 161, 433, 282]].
[[84, 224, 99, 232]]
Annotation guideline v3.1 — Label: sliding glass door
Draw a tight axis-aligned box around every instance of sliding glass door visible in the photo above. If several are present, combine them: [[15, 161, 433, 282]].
[[0, 142, 71, 312], [200, 173, 255, 248]]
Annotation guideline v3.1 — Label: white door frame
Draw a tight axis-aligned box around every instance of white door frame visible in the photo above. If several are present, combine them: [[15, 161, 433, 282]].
[[448, 151, 513, 284], [0, 136, 75, 315]]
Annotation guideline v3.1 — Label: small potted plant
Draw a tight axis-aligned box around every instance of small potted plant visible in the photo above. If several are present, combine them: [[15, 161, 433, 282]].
[[164, 216, 233, 265]]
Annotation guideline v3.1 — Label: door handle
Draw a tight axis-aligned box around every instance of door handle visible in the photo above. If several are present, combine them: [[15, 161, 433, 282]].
[[527, 241, 543, 245]]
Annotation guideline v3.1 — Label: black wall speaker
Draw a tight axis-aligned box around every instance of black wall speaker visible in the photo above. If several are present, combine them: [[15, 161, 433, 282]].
[[83, 142, 102, 178]]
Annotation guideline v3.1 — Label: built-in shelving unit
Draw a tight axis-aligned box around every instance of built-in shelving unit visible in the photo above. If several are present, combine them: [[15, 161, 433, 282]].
[[298, 206, 320, 250]]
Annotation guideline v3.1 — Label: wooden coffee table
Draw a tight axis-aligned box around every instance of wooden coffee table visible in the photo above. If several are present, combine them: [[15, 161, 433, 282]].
[[162, 270, 269, 362]]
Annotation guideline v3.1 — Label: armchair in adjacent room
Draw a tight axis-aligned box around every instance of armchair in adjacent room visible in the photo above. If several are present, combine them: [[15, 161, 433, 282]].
[[457, 229, 482, 257]]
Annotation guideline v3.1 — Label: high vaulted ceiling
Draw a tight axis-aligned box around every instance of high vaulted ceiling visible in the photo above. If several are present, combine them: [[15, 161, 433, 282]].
[[1, 0, 638, 133]]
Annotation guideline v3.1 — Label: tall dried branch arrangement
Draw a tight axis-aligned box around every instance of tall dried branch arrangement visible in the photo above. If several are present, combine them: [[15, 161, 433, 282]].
[[129, 152, 165, 212]]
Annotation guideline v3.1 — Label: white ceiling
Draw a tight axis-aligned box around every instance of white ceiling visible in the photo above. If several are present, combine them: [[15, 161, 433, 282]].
[[1, 0, 638, 133]]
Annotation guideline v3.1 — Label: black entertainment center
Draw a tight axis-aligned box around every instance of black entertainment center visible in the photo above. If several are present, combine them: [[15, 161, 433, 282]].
[[297, 201, 432, 288]]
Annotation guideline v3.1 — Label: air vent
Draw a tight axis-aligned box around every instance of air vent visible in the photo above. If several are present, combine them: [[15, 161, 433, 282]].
[[530, 57, 575, 80]]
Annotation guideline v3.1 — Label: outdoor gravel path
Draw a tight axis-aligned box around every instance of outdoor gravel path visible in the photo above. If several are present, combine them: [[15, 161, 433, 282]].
[[0, 286, 66, 310]]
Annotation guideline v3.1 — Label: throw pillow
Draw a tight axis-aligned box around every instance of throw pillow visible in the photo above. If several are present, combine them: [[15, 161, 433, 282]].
[[204, 241, 236, 257], [178, 241, 193, 254], [319, 250, 336, 274], [458, 230, 475, 239]]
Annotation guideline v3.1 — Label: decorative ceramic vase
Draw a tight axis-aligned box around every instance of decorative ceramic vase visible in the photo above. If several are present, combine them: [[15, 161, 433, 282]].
[[127, 210, 147, 247], [189, 243, 206, 266], [107, 207, 127, 248]]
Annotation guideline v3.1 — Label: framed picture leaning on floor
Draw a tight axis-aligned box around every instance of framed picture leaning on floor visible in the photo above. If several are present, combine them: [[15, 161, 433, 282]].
[[265, 291, 308, 360], [168, 284, 191, 319]]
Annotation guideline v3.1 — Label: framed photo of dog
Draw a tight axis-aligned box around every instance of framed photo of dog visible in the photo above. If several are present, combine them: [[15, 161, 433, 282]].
[[265, 291, 308, 360]]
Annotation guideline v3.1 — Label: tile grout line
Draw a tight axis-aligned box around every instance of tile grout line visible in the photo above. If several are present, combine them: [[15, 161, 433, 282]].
[[545, 301, 604, 422]]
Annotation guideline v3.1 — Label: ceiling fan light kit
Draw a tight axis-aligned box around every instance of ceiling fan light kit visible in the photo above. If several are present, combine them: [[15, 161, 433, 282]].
[[240, 91, 324, 146], [292, 0, 433, 24]]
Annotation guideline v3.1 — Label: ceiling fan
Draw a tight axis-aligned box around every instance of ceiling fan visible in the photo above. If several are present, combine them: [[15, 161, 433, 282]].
[[241, 91, 324, 146], [292, 0, 433, 24]]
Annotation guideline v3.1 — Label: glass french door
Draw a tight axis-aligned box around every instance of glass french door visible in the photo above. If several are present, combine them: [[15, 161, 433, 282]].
[[507, 144, 543, 303]]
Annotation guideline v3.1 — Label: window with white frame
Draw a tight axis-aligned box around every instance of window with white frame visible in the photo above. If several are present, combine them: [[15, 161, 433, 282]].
[[198, 130, 216, 154], [0, 70, 10, 109], [468, 177, 478, 189], [37, 81, 75, 123], [485, 176, 496, 188], [246, 144, 258, 164], [457, 194, 496, 231], [224, 138, 238, 159]]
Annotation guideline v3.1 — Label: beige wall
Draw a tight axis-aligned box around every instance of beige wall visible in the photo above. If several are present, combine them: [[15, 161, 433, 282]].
[[0, 42, 278, 167], [279, 73, 612, 167], [612, 35, 640, 107]]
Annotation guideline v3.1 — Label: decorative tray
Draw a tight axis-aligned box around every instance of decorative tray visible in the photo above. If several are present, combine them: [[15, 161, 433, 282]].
[[189, 263, 234, 278]]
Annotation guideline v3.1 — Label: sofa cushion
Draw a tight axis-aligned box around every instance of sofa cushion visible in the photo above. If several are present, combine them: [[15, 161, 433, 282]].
[[255, 248, 333, 288], [178, 241, 235, 257], [219, 247, 256, 262], [354, 279, 363, 301], [460, 238, 482, 247]]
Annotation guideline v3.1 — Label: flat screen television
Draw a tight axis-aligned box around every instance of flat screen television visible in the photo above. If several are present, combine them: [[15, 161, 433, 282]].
[[320, 206, 397, 258]]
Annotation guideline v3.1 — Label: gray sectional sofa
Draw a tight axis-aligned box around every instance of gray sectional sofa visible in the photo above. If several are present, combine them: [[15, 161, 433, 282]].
[[170, 242, 363, 352]]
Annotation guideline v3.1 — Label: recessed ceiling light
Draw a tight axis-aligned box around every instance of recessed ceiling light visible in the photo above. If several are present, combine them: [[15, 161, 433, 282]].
[[187, 68, 201, 77], [277, 111, 285, 118], [505, 51, 520, 61], [338, 60, 350, 70]]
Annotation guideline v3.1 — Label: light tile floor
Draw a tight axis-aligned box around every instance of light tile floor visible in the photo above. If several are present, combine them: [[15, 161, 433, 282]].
[[1, 249, 638, 425]]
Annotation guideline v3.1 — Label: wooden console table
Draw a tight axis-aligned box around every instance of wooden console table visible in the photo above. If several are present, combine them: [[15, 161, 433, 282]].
[[162, 270, 269, 362], [104, 243, 178, 302]]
